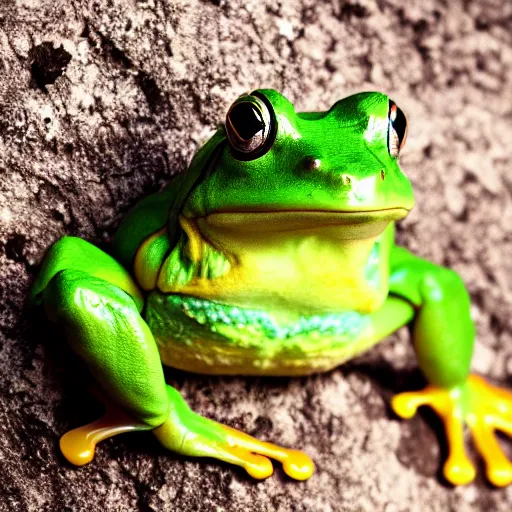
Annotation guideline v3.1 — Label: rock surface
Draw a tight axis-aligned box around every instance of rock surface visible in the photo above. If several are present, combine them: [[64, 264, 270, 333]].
[[1, 0, 512, 510]]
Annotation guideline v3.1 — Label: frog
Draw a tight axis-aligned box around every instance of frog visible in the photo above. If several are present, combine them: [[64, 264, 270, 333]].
[[31, 89, 512, 487]]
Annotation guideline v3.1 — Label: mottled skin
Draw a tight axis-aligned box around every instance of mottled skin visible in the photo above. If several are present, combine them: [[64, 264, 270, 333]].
[[32, 90, 512, 486]]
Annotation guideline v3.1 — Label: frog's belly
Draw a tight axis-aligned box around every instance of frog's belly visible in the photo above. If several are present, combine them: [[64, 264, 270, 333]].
[[145, 291, 379, 376]]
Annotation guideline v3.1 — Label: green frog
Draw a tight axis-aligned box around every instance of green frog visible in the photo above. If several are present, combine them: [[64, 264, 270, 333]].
[[31, 90, 512, 486]]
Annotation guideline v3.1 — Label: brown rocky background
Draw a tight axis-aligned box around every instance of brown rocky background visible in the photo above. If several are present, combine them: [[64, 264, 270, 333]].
[[0, 0, 511, 510]]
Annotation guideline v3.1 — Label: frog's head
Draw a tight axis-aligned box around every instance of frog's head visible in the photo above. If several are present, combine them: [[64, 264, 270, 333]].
[[181, 89, 414, 236]]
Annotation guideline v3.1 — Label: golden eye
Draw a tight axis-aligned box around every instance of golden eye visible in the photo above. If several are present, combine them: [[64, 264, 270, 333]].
[[225, 92, 276, 160], [388, 100, 408, 158]]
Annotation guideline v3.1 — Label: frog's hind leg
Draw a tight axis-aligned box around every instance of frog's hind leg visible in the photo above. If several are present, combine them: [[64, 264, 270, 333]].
[[61, 382, 314, 479], [41, 267, 171, 464], [37, 240, 313, 479]]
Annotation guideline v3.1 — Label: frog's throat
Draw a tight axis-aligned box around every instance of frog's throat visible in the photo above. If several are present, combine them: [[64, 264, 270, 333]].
[[199, 208, 409, 240]]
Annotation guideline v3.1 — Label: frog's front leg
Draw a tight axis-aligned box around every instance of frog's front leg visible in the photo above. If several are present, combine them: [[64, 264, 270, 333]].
[[32, 237, 314, 480], [389, 246, 512, 487]]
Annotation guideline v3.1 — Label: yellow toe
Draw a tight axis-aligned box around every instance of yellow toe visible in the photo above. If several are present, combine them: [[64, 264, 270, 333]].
[[443, 455, 476, 486], [282, 450, 315, 480], [60, 428, 95, 466], [391, 392, 422, 419], [243, 453, 274, 479], [488, 462, 512, 487]]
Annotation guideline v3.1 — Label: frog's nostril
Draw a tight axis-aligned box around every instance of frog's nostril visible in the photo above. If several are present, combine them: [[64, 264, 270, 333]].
[[303, 157, 321, 171], [340, 174, 351, 187]]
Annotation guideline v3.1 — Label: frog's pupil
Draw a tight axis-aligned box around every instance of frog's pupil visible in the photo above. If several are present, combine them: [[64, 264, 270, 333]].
[[230, 102, 264, 141], [387, 100, 407, 158], [394, 108, 407, 143], [389, 101, 407, 146]]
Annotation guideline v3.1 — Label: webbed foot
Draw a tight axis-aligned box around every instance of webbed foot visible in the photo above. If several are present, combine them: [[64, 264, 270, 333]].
[[59, 385, 314, 480], [153, 386, 314, 480], [392, 374, 512, 486]]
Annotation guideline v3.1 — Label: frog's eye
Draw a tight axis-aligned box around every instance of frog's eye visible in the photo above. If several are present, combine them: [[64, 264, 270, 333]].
[[225, 93, 276, 160], [387, 100, 407, 158]]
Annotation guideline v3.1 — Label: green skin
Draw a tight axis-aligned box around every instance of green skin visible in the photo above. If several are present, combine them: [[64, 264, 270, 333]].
[[31, 89, 498, 484]]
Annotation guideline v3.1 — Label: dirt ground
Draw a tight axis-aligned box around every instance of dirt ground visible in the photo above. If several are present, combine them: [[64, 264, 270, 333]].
[[1, 0, 511, 510]]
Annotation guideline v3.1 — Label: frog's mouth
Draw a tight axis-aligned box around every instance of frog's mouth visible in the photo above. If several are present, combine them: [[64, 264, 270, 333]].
[[201, 207, 409, 240]]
